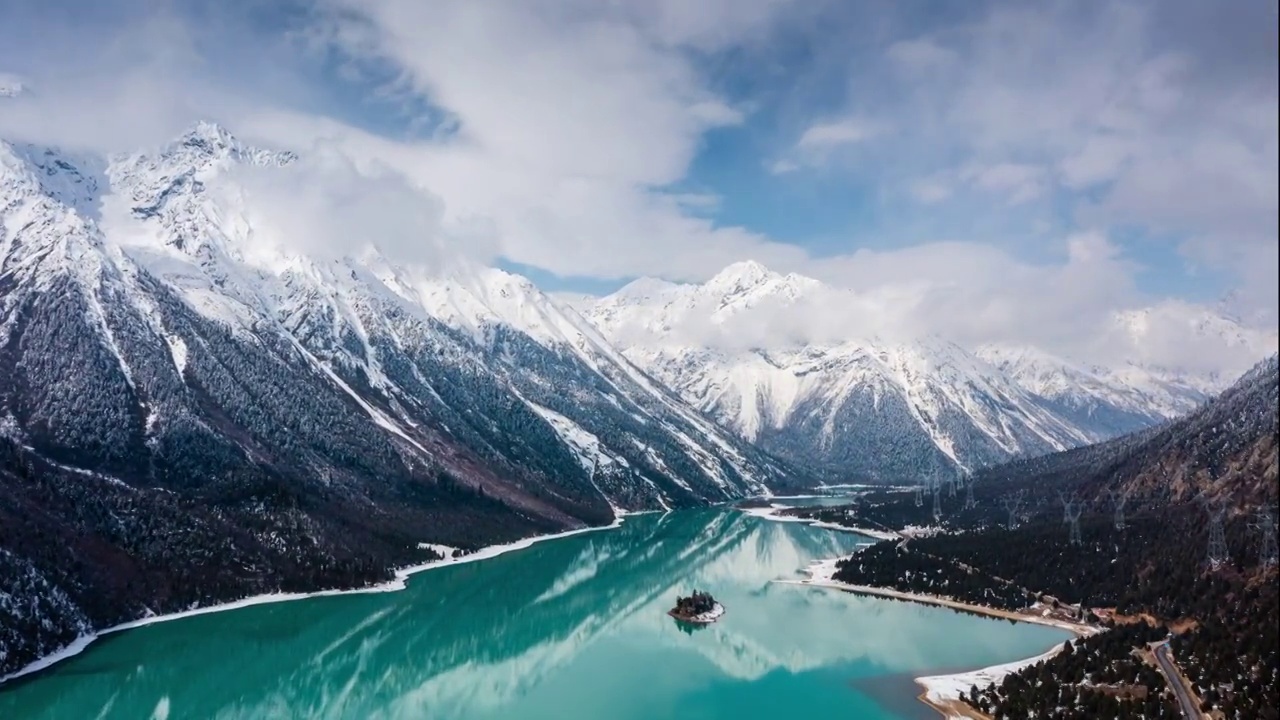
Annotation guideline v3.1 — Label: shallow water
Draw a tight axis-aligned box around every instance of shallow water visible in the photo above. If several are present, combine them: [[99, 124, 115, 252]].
[[0, 509, 1068, 719]]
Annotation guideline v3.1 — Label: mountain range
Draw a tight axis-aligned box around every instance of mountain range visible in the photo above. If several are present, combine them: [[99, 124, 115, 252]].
[[575, 261, 1276, 481], [0, 123, 797, 519], [0, 123, 809, 675], [980, 353, 1278, 509], [0, 122, 1275, 678]]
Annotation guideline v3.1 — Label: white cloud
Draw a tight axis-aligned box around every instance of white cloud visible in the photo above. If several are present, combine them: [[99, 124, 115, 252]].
[[770, 116, 884, 172], [909, 176, 953, 204], [960, 162, 1047, 205], [0, 71, 25, 97], [0, 0, 1274, 377], [886, 38, 957, 72], [221, 143, 496, 272], [821, 1, 1278, 327], [768, 159, 801, 175], [796, 117, 881, 149]]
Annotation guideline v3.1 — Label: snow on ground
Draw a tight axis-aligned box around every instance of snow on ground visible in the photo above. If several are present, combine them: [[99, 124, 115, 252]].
[[784, 564, 1099, 635], [784, 556, 1102, 718], [678, 601, 726, 624], [416, 543, 459, 559], [0, 517, 627, 685], [916, 643, 1067, 715], [738, 504, 900, 541]]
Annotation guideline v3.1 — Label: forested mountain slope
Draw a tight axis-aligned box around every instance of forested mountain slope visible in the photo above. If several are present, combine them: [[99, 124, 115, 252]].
[[0, 124, 796, 677], [978, 354, 1278, 507]]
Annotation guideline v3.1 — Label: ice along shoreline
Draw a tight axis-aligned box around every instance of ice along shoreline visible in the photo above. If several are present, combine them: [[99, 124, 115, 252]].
[[0, 514, 633, 687], [737, 503, 901, 541], [779, 557, 1102, 719]]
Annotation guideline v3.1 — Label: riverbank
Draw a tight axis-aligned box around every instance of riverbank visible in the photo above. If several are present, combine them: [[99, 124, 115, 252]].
[[778, 558, 1102, 720], [738, 504, 901, 541], [0, 515, 628, 686]]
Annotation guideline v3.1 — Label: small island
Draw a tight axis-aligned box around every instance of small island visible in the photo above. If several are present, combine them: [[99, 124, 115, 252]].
[[668, 589, 725, 624]]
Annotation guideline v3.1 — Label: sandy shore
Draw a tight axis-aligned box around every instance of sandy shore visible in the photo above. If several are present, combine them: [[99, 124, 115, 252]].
[[779, 557, 1103, 720], [0, 515, 628, 686]]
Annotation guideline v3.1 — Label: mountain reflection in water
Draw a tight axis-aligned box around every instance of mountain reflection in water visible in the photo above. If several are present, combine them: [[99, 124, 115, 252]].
[[0, 509, 1070, 720]]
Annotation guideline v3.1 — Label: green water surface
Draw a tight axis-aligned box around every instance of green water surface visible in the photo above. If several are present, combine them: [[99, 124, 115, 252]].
[[0, 509, 1069, 719]]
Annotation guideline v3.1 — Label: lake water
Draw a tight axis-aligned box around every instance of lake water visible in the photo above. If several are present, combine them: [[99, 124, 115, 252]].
[[0, 509, 1068, 719]]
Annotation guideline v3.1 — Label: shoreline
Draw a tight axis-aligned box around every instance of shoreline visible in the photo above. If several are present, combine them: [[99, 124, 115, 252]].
[[779, 558, 1102, 720], [0, 514, 629, 686], [738, 504, 901, 541]]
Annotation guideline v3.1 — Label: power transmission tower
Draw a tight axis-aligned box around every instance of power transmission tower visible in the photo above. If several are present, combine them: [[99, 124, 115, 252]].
[[947, 474, 957, 498], [1251, 509, 1277, 570], [1057, 490, 1073, 523], [1065, 497, 1084, 546], [1108, 488, 1130, 531], [1058, 492, 1084, 545], [963, 473, 976, 510], [914, 482, 924, 507], [1201, 498, 1230, 571], [1001, 492, 1024, 530], [932, 479, 943, 522]]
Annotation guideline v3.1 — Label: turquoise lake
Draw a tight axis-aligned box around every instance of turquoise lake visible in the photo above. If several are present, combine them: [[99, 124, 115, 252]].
[[0, 509, 1069, 719]]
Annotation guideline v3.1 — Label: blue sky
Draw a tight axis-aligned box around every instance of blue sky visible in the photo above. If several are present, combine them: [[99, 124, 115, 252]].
[[1, 0, 1276, 344]]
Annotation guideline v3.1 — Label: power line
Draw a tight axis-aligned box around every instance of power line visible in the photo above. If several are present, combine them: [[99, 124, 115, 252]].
[[1001, 491, 1024, 530], [1059, 491, 1084, 546], [1108, 488, 1131, 531], [1200, 496, 1230, 571], [1251, 508, 1277, 570]]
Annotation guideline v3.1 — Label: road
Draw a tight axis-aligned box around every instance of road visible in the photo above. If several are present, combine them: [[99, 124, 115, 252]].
[[1153, 640, 1202, 719]]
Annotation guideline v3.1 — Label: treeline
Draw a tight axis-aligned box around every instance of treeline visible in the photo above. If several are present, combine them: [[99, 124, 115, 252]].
[[813, 491, 1278, 717], [968, 623, 1177, 719], [0, 436, 558, 678], [833, 542, 1033, 611]]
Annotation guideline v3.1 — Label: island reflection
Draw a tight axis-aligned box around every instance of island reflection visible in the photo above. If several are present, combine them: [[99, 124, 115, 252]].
[[0, 510, 1070, 720]]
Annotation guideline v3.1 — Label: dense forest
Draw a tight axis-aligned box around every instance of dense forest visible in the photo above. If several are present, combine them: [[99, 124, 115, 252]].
[[967, 623, 1177, 719], [828, 497, 1278, 718], [819, 355, 1279, 718]]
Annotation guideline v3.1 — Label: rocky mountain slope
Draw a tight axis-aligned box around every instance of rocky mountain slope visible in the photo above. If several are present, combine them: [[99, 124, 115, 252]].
[[578, 261, 1274, 482], [980, 354, 1278, 507], [0, 124, 795, 677]]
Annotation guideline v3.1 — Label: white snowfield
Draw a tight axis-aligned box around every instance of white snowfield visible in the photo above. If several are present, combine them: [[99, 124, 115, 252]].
[[577, 259, 1275, 473], [782, 557, 1105, 719], [677, 601, 726, 624], [0, 123, 785, 513], [739, 503, 900, 541], [915, 644, 1068, 718]]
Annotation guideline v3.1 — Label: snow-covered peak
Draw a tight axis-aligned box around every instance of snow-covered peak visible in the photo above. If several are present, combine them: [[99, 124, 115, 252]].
[[0, 72, 25, 98], [704, 261, 822, 306], [1108, 302, 1279, 393], [705, 259, 776, 293], [611, 276, 682, 303], [167, 122, 295, 167], [584, 261, 831, 351], [977, 343, 1209, 421], [0, 141, 105, 216]]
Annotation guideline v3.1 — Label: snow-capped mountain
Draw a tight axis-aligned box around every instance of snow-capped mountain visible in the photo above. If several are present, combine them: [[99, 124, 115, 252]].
[[579, 261, 1268, 481], [0, 73, 24, 98], [973, 344, 1205, 438], [0, 124, 814, 675], [1, 124, 800, 516]]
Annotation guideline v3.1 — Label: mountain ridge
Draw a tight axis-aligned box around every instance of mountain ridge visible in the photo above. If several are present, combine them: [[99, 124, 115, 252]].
[[0, 124, 800, 677], [578, 260, 1275, 481]]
